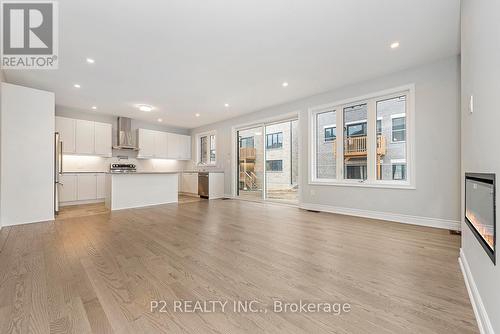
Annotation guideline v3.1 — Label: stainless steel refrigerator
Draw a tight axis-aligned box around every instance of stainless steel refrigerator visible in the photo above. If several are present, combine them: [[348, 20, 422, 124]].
[[54, 132, 63, 214]]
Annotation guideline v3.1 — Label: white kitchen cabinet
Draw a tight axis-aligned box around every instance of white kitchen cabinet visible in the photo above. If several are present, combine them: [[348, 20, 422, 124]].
[[55, 117, 112, 156], [94, 122, 112, 157], [182, 172, 198, 194], [167, 133, 180, 159], [137, 128, 156, 158], [155, 131, 168, 158], [75, 119, 95, 154], [137, 128, 191, 160], [179, 135, 191, 160], [56, 117, 76, 153], [77, 174, 97, 200], [59, 174, 77, 202], [96, 173, 106, 198]]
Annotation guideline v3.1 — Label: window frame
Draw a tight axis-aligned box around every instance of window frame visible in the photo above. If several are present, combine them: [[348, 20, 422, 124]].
[[324, 126, 336, 142], [266, 159, 283, 172], [308, 84, 415, 189], [196, 130, 217, 166], [391, 114, 406, 143], [266, 132, 283, 149]]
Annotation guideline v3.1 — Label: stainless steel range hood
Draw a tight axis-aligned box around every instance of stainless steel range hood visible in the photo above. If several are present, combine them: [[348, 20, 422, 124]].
[[113, 117, 137, 150]]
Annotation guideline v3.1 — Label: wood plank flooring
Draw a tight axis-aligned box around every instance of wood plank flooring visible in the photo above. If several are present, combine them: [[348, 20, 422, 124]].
[[0, 199, 478, 333]]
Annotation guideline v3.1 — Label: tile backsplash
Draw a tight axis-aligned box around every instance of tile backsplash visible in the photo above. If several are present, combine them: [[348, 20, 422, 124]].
[[62, 155, 188, 172]]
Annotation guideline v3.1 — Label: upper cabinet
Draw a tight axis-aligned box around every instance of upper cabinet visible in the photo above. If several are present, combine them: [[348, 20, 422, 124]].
[[137, 128, 191, 160], [56, 117, 76, 153], [56, 116, 112, 157], [137, 128, 155, 158], [75, 119, 95, 154], [94, 122, 112, 156]]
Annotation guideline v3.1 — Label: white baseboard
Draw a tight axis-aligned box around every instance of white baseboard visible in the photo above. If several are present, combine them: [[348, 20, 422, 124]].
[[459, 249, 494, 334], [60, 198, 105, 207], [299, 202, 460, 230]]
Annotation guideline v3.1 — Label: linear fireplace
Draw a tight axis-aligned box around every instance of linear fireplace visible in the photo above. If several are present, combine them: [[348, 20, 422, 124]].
[[465, 173, 496, 264]]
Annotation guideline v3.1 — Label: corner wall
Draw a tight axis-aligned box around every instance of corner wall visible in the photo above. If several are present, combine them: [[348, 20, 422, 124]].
[[460, 1, 500, 332], [190, 56, 461, 228]]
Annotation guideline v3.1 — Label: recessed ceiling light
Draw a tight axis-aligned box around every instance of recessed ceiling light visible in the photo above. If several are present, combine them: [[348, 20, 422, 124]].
[[86, 58, 95, 64], [73, 84, 81, 88], [195, 113, 200, 117], [136, 104, 154, 112], [224, 103, 229, 107], [91, 106, 97, 110], [390, 41, 400, 49], [282, 82, 289, 87], [157, 118, 163, 122]]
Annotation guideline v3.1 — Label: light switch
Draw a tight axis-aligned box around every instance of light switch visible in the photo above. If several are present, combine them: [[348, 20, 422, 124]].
[[469, 95, 474, 113]]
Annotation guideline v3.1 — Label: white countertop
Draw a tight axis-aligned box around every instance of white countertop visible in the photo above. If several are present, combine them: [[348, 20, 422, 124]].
[[106, 171, 180, 175]]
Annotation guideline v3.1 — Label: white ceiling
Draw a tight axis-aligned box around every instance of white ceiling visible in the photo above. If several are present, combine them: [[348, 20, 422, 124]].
[[4, 0, 460, 129]]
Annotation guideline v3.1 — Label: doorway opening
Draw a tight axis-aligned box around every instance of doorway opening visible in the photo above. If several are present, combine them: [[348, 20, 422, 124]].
[[236, 118, 299, 204]]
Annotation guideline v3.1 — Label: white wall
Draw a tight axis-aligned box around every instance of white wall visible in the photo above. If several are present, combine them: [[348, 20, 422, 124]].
[[56, 106, 189, 172], [191, 56, 461, 227], [1, 83, 55, 226], [461, 1, 500, 332], [0, 71, 5, 228]]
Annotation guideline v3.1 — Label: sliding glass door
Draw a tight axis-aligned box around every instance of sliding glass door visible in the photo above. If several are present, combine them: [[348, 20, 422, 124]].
[[264, 119, 299, 203], [237, 126, 264, 201], [236, 118, 299, 204]]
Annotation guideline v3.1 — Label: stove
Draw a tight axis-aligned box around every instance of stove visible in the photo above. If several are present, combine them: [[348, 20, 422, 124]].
[[110, 163, 137, 173]]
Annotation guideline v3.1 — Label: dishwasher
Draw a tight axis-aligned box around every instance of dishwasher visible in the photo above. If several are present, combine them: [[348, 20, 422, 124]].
[[198, 172, 209, 199]]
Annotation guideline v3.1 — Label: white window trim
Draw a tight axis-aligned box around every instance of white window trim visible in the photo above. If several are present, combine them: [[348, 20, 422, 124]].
[[308, 84, 416, 189], [196, 130, 217, 166]]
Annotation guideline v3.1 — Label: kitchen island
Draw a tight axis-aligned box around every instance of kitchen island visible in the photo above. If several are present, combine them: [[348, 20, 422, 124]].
[[105, 172, 178, 210]]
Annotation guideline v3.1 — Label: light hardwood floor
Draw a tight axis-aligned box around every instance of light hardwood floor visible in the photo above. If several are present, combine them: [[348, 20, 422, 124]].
[[0, 199, 477, 333]]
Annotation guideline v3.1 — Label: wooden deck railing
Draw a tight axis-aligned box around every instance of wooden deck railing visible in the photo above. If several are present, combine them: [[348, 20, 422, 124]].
[[239, 147, 257, 160], [332, 135, 387, 157]]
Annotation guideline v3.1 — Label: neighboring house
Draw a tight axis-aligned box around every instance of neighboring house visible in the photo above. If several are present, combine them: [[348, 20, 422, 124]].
[[316, 96, 406, 181], [238, 120, 299, 192]]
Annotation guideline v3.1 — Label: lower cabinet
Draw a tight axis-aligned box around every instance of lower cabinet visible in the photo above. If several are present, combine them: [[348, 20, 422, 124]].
[[77, 174, 97, 200], [59, 174, 77, 202], [59, 173, 106, 205], [181, 173, 198, 194]]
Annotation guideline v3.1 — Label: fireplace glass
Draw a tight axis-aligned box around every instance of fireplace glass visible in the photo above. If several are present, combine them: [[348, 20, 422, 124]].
[[465, 173, 496, 264]]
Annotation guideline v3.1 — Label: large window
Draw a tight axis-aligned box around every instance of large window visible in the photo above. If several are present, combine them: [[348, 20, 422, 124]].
[[266, 160, 283, 172], [310, 87, 413, 187], [266, 132, 283, 149], [198, 132, 216, 165], [344, 104, 368, 180], [316, 110, 337, 179]]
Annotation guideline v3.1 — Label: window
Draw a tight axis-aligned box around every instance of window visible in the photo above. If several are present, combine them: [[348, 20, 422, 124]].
[[316, 111, 336, 179], [310, 86, 413, 187], [266, 160, 283, 172], [200, 136, 208, 164], [266, 132, 283, 149], [324, 127, 336, 142], [344, 104, 368, 180], [392, 164, 406, 180], [240, 136, 254, 148], [346, 121, 367, 137], [392, 117, 406, 142], [198, 132, 216, 165], [378, 96, 406, 180], [210, 134, 216, 163]]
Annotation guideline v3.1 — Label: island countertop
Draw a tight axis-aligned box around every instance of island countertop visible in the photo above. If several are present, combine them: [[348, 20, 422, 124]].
[[105, 172, 179, 210]]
